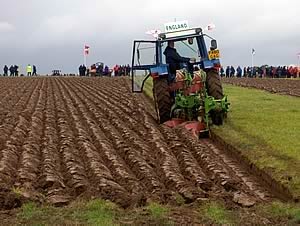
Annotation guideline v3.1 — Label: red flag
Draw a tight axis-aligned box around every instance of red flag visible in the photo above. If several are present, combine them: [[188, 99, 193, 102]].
[[205, 23, 216, 31], [84, 45, 90, 55]]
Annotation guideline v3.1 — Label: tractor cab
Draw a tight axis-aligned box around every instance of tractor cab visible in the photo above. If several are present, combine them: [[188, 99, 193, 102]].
[[131, 21, 229, 137], [132, 25, 220, 92]]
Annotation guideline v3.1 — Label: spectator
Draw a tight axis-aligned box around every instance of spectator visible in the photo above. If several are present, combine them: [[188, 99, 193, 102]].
[[9, 65, 15, 76], [14, 65, 19, 77], [237, 66, 242, 78], [243, 67, 247, 77], [272, 67, 277, 78], [253, 67, 257, 77], [266, 66, 271, 78], [90, 64, 96, 76], [225, 66, 230, 78], [103, 65, 110, 76], [246, 67, 251, 77], [126, 64, 131, 76], [79, 65, 83, 76], [277, 66, 282, 78], [97, 63, 103, 76], [3, 65, 8, 76], [82, 65, 86, 76], [287, 67, 291, 78], [27, 64, 32, 76], [262, 66, 266, 78], [257, 67, 263, 77], [120, 66, 125, 76], [220, 67, 225, 77], [230, 66, 235, 77], [32, 65, 37, 76], [282, 66, 287, 78], [114, 65, 119, 76]]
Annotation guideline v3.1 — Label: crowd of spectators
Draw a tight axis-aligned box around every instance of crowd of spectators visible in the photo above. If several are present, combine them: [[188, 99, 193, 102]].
[[2, 65, 19, 76], [3, 63, 298, 79], [220, 65, 299, 78], [112, 64, 131, 76], [78, 64, 130, 77], [1, 64, 37, 76]]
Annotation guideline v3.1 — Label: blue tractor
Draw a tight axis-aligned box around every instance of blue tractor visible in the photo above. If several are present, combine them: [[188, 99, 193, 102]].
[[131, 25, 229, 137]]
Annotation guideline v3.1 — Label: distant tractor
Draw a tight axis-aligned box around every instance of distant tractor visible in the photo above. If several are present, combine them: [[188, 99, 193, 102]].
[[131, 22, 229, 137], [89, 62, 111, 77], [52, 70, 61, 76]]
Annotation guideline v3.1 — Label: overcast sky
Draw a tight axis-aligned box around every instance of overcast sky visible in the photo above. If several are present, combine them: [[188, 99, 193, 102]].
[[0, 0, 299, 74]]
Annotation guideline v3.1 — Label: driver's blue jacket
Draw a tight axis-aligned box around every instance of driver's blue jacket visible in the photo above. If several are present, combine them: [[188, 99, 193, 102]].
[[163, 46, 190, 75]]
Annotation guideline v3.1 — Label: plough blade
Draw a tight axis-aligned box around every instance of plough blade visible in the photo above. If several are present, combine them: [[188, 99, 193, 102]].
[[163, 119, 209, 138]]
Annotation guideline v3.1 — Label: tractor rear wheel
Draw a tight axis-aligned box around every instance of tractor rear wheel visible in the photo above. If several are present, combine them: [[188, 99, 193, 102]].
[[153, 77, 172, 124], [206, 69, 224, 125]]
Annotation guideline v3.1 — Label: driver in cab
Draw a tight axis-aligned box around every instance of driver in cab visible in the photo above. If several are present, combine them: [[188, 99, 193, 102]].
[[163, 40, 196, 82]]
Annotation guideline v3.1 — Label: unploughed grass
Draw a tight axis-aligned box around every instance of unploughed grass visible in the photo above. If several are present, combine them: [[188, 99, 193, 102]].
[[9, 199, 300, 225], [14, 199, 173, 226], [17, 199, 119, 226], [143, 77, 153, 99], [213, 85, 300, 199]]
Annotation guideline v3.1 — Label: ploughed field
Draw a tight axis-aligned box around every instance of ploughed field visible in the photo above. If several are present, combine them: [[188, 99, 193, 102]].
[[222, 77, 300, 97], [0, 77, 276, 210]]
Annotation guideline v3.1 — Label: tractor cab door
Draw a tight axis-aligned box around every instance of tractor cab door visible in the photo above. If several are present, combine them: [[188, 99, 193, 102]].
[[131, 40, 159, 92]]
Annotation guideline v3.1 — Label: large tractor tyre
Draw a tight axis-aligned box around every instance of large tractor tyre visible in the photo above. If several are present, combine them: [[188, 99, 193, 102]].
[[153, 77, 172, 124], [206, 69, 224, 126], [206, 69, 224, 99]]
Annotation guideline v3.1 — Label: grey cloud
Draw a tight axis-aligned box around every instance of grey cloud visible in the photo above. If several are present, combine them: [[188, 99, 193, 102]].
[[0, 22, 14, 32]]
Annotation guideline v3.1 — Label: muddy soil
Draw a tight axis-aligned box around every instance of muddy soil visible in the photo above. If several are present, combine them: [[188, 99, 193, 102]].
[[222, 77, 300, 97], [0, 77, 280, 211]]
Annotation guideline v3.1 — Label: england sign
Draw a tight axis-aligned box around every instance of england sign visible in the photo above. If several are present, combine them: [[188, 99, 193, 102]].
[[164, 20, 189, 33]]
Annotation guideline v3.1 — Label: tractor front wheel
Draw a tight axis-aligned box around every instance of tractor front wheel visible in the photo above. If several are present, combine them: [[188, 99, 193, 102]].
[[206, 69, 224, 125], [153, 77, 172, 124]]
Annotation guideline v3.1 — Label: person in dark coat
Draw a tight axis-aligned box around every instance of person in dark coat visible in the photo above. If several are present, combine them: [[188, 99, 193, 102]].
[[269, 66, 273, 78], [253, 67, 257, 77], [9, 65, 15, 76], [163, 41, 192, 83], [225, 66, 230, 77], [14, 65, 19, 77], [230, 66, 235, 77], [282, 66, 287, 78], [3, 65, 8, 76], [103, 65, 109, 76], [32, 65, 37, 76], [237, 66, 242, 78], [79, 65, 83, 76], [247, 67, 251, 77], [277, 66, 282, 78], [82, 65, 86, 76]]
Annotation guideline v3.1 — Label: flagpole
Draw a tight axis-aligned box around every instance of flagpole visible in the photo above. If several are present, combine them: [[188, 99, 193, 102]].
[[84, 53, 87, 67], [251, 51, 254, 77], [296, 53, 300, 78], [83, 44, 87, 66]]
